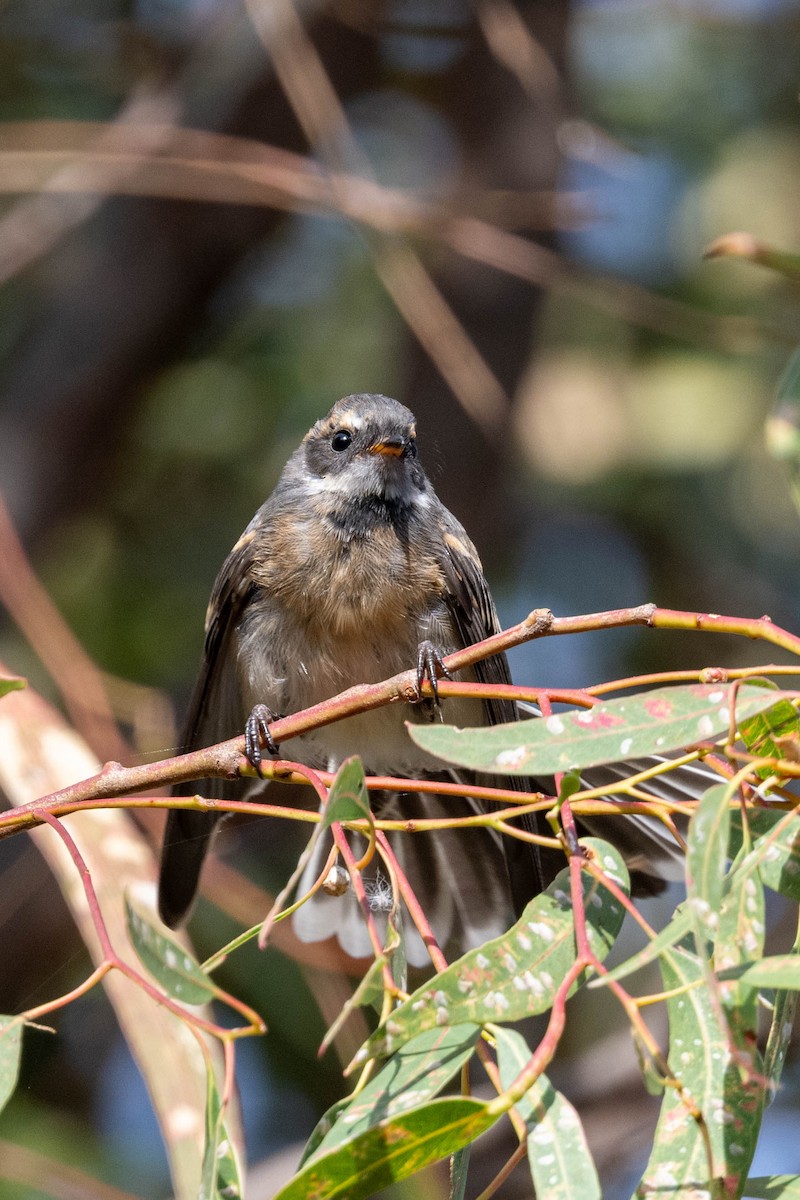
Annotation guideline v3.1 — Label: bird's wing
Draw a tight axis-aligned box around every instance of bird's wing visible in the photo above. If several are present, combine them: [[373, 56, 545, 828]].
[[436, 518, 565, 900], [174, 527, 260, 799], [159, 527, 260, 928]]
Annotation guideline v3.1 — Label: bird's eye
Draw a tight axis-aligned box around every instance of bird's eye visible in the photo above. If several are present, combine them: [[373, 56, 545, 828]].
[[407, 438, 417, 459], [331, 429, 352, 452]]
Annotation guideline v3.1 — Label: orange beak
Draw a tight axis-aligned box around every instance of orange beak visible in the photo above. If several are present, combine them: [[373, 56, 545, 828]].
[[369, 438, 406, 458]]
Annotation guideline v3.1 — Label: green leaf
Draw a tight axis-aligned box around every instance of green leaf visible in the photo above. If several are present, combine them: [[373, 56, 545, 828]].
[[763, 914, 800, 1095], [450, 1145, 470, 1200], [722, 954, 800, 989], [593, 905, 693, 987], [321, 757, 371, 828], [495, 1027, 601, 1200], [408, 684, 787, 775], [745, 1175, 800, 1198], [729, 809, 800, 902], [311, 1024, 480, 1160], [0, 1016, 22, 1113], [686, 784, 732, 939], [200, 1062, 243, 1200], [0, 673, 25, 699], [740, 697, 800, 779], [126, 892, 216, 1004], [273, 1098, 495, 1200], [354, 839, 628, 1065], [634, 935, 764, 1198]]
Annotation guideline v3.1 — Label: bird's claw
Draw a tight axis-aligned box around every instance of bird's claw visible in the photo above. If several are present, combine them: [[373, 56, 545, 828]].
[[415, 640, 452, 713], [245, 703, 280, 771]]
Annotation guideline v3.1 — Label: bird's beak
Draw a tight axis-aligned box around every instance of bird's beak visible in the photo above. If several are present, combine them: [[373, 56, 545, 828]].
[[369, 437, 406, 458]]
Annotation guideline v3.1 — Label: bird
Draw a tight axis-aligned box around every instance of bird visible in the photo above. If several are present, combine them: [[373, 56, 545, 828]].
[[158, 393, 713, 966]]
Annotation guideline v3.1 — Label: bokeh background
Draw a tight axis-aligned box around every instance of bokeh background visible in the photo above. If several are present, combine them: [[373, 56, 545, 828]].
[[2, 0, 800, 1196]]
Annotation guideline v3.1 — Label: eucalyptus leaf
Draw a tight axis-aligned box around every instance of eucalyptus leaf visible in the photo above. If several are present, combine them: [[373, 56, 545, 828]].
[[321, 757, 371, 828], [199, 1062, 243, 1200], [126, 893, 216, 1005], [274, 1098, 495, 1200], [496, 1026, 600, 1200], [408, 684, 786, 776], [634, 935, 764, 1197], [311, 1024, 480, 1160]]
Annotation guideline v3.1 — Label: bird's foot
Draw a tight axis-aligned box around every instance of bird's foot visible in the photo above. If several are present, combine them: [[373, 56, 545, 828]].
[[245, 703, 281, 770], [415, 640, 453, 715]]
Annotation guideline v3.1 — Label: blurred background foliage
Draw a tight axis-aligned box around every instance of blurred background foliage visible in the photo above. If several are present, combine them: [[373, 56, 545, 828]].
[[2, 0, 800, 1197]]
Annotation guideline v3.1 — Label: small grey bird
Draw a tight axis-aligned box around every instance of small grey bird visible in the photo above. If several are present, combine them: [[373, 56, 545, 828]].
[[158, 394, 711, 965]]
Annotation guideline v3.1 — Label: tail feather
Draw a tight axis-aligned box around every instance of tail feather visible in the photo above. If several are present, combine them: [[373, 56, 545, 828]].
[[158, 809, 219, 928]]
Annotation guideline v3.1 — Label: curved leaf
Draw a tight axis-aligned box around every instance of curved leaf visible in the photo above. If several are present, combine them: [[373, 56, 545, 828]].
[[496, 1027, 600, 1200], [408, 684, 788, 776], [274, 1098, 495, 1200]]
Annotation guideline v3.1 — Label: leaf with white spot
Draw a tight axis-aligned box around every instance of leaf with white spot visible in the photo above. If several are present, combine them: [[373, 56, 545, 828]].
[[200, 1060, 243, 1200], [496, 1027, 600, 1200], [353, 839, 628, 1065], [634, 933, 764, 1198], [125, 893, 217, 1004], [407, 684, 789, 775], [729, 809, 800, 902], [309, 1024, 480, 1161], [686, 784, 732, 940], [739, 694, 800, 779]]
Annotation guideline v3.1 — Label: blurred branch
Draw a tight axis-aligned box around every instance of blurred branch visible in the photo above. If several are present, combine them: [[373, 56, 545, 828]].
[[243, 0, 511, 437], [0, 491, 130, 764], [0, 121, 775, 354]]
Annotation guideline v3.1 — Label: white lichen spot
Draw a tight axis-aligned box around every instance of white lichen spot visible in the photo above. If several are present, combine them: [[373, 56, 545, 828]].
[[516, 933, 532, 951], [412, 999, 427, 1011], [476, 953, 490, 969], [545, 716, 565, 735], [532, 1127, 555, 1145], [527, 921, 555, 942], [433, 990, 448, 1006], [502, 953, 517, 971], [435, 1007, 449, 1026], [707, 690, 725, 704], [697, 714, 715, 739], [524, 971, 544, 995], [496, 746, 528, 769], [576, 711, 594, 725], [620, 737, 633, 756]]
